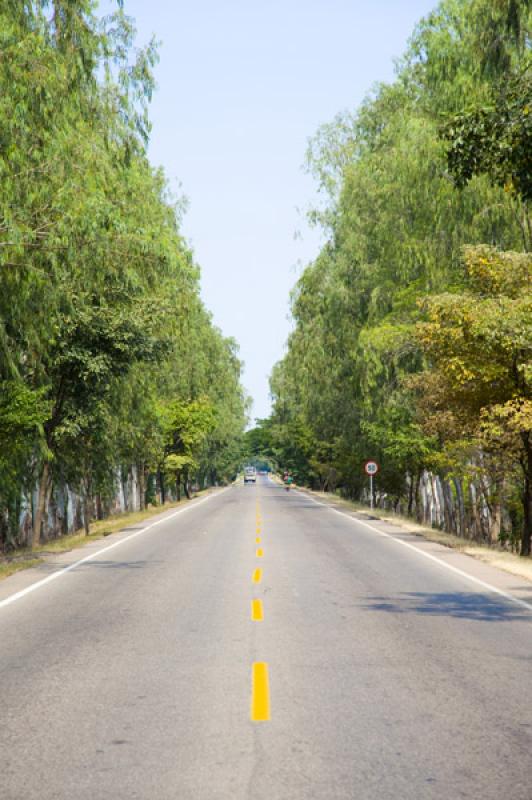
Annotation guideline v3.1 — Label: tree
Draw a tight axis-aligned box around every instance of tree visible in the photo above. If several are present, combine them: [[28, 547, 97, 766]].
[[163, 399, 217, 499], [0, 2, 248, 549], [443, 63, 532, 249], [415, 246, 532, 553], [266, 0, 528, 541]]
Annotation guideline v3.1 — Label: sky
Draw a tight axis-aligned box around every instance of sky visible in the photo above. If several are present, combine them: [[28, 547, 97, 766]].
[[98, 0, 437, 421]]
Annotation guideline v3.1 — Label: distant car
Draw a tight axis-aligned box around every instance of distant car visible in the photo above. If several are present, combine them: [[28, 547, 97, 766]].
[[244, 466, 257, 484]]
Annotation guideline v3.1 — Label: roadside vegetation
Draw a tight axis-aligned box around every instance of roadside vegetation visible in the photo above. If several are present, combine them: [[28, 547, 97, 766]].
[[0, 1, 248, 552], [0, 487, 216, 581], [249, 0, 532, 555]]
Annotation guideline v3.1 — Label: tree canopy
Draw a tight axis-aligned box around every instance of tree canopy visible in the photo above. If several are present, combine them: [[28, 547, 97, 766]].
[[255, 0, 532, 553], [0, 1, 248, 548]]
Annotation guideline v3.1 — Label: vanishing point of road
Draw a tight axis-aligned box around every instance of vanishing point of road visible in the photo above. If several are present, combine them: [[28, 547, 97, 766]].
[[1, 477, 532, 799]]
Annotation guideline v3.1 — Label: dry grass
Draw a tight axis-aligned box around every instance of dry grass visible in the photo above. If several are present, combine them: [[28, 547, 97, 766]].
[[0, 491, 212, 582], [0, 558, 44, 581], [305, 489, 532, 584]]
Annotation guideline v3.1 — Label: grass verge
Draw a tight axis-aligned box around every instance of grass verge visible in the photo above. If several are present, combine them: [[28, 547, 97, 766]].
[[302, 488, 532, 584], [0, 558, 44, 581], [0, 490, 215, 583]]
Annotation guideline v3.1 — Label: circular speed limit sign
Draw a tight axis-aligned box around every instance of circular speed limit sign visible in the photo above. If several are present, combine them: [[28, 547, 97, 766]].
[[364, 460, 380, 476]]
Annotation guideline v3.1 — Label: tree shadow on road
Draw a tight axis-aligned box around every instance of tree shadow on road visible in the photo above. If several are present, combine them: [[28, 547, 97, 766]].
[[361, 592, 532, 622], [77, 559, 156, 569]]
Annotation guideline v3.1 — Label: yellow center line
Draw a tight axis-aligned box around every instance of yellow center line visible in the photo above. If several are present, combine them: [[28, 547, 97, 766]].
[[251, 598, 264, 621], [252, 568, 262, 583], [255, 536, 261, 544], [251, 662, 270, 722], [256, 548, 264, 557]]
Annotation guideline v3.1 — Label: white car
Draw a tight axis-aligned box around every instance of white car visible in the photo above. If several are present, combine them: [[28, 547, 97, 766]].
[[244, 466, 256, 484]]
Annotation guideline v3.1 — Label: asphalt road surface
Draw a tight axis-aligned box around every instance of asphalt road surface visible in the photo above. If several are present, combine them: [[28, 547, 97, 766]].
[[1, 477, 532, 799]]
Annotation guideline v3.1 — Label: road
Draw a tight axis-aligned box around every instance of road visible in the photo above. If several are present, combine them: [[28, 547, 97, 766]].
[[1, 477, 532, 799]]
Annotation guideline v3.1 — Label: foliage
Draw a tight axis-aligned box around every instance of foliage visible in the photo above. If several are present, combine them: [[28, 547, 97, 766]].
[[415, 246, 532, 552], [443, 63, 532, 207], [266, 0, 530, 550], [0, 1, 247, 547]]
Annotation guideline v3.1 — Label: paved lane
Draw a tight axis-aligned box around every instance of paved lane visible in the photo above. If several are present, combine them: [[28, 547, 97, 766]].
[[1, 478, 532, 799]]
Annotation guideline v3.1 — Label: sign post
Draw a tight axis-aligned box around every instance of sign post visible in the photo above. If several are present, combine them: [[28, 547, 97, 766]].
[[363, 460, 380, 509]]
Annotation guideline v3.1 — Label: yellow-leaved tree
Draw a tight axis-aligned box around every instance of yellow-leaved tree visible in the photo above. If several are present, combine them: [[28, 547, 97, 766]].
[[416, 246, 532, 554]]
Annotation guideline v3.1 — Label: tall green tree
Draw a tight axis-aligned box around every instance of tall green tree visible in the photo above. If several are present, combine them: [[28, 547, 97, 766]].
[[0, 1, 247, 548], [267, 0, 529, 548]]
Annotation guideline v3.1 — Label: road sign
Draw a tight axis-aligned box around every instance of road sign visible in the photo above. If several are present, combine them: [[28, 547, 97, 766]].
[[364, 460, 380, 476], [364, 460, 379, 510]]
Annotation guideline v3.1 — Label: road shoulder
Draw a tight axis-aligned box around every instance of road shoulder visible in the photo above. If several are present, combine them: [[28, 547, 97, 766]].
[[296, 486, 532, 611], [0, 488, 226, 605]]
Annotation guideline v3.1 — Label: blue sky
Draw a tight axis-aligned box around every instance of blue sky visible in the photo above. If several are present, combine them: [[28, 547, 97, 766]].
[[98, 0, 437, 421]]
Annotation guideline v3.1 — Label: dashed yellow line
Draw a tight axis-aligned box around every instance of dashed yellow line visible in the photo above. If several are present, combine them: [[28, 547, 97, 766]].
[[251, 598, 264, 621], [250, 504, 269, 721], [251, 662, 270, 721]]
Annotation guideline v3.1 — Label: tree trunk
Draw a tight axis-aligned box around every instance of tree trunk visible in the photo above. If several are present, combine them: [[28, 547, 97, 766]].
[[160, 470, 166, 505], [184, 469, 191, 499], [0, 507, 9, 551], [82, 474, 91, 535], [83, 494, 90, 535], [176, 472, 181, 502], [32, 461, 50, 548], [407, 473, 414, 516], [138, 464, 145, 510], [156, 469, 166, 505], [414, 472, 423, 523], [442, 480, 453, 534], [96, 494, 104, 521], [454, 477, 466, 538], [520, 432, 532, 557], [486, 478, 502, 547]]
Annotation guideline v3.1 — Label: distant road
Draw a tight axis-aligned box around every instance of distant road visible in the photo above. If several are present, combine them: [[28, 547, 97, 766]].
[[1, 478, 532, 799]]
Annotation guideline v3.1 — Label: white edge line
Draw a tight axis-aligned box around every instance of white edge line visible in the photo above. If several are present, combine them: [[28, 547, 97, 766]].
[[0, 488, 229, 611], [294, 489, 532, 613]]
